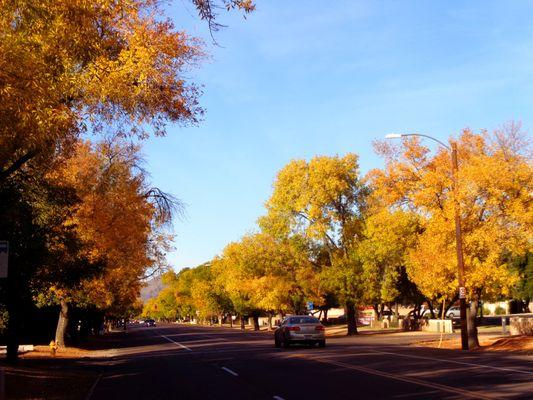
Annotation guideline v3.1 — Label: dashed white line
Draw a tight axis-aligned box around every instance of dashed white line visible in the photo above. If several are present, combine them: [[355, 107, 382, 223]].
[[161, 335, 192, 351], [221, 366, 239, 377], [85, 372, 103, 400], [273, 396, 286, 400]]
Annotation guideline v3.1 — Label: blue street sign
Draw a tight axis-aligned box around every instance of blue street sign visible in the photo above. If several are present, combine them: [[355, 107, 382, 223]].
[[306, 301, 313, 311]]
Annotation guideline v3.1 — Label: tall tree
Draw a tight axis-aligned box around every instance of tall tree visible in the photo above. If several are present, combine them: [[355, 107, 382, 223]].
[[0, 171, 86, 359], [357, 209, 422, 320], [45, 140, 174, 346], [211, 237, 265, 330], [260, 154, 369, 335], [0, 0, 210, 181], [0, 0, 255, 359], [371, 125, 532, 347]]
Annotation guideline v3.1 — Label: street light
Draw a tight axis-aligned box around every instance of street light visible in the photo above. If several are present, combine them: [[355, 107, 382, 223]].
[[385, 133, 469, 351]]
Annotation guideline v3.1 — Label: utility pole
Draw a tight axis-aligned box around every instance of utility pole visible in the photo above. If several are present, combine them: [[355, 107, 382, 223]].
[[385, 134, 470, 350], [451, 142, 469, 350]]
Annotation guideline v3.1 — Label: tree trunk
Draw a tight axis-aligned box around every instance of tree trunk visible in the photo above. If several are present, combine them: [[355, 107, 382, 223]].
[[413, 302, 421, 319], [427, 300, 436, 319], [240, 315, 245, 330], [467, 301, 480, 349], [346, 300, 358, 335], [229, 315, 233, 328], [6, 258, 20, 363], [6, 307, 19, 363], [373, 304, 380, 321], [267, 312, 273, 331], [322, 308, 328, 325], [218, 314, 223, 326], [252, 315, 260, 331], [55, 300, 69, 348]]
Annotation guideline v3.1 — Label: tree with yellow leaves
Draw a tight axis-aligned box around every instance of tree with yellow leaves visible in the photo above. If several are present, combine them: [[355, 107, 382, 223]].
[[370, 123, 532, 347], [0, 0, 256, 182], [260, 154, 369, 335], [0, 0, 203, 181], [211, 232, 319, 330], [44, 139, 175, 346], [357, 208, 424, 320], [1, 0, 255, 360]]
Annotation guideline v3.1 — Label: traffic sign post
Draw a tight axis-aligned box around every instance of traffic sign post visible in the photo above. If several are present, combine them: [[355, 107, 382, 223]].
[[0, 241, 8, 278], [0, 241, 6, 395]]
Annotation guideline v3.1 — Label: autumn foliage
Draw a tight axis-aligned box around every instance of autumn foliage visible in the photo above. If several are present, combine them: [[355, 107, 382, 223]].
[[0, 0, 255, 358], [146, 125, 531, 347]]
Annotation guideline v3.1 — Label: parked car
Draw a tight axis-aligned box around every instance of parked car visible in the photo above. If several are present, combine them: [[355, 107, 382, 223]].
[[274, 316, 325, 348], [446, 306, 461, 319], [144, 319, 156, 327]]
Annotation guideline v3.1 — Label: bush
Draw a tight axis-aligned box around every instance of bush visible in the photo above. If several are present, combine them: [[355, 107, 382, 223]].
[[494, 305, 506, 315], [482, 307, 491, 316]]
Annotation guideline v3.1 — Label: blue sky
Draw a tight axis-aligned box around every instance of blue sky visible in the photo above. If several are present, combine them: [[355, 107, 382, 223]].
[[143, 1, 533, 271]]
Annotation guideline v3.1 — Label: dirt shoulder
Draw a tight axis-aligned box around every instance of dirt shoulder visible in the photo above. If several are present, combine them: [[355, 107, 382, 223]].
[[415, 335, 533, 354], [2, 331, 124, 400]]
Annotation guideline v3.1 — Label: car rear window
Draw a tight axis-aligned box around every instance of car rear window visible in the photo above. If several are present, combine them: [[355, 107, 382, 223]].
[[289, 317, 319, 324]]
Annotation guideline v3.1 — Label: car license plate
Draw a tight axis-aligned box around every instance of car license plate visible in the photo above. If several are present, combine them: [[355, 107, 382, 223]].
[[304, 335, 312, 339]]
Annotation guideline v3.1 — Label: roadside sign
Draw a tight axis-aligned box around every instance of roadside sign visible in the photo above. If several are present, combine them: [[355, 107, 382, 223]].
[[306, 301, 313, 311], [458, 286, 466, 299], [0, 241, 8, 278]]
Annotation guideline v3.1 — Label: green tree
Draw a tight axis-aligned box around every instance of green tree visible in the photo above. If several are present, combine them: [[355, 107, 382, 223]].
[[358, 209, 421, 319], [510, 252, 532, 313], [260, 154, 369, 335]]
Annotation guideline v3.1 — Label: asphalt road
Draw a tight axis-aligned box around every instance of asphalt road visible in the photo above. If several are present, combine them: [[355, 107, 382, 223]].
[[88, 324, 532, 400]]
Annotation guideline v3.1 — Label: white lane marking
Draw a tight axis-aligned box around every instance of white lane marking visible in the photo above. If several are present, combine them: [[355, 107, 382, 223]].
[[161, 335, 192, 351], [273, 396, 286, 400], [85, 372, 103, 400], [369, 349, 533, 375], [221, 366, 239, 377]]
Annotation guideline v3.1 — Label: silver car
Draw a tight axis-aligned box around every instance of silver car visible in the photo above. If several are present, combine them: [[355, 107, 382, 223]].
[[446, 306, 461, 318], [274, 316, 326, 348]]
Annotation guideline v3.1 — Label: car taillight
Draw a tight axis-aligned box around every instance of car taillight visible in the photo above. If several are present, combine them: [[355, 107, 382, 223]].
[[315, 325, 325, 331], [287, 326, 301, 331]]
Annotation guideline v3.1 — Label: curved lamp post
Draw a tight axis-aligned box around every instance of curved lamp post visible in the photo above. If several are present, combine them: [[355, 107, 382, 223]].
[[385, 133, 469, 351]]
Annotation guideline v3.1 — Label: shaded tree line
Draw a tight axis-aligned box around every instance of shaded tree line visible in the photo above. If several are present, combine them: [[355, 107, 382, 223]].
[[0, 0, 256, 361]]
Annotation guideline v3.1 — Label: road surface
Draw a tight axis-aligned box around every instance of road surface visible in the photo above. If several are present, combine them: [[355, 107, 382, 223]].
[[87, 323, 532, 400]]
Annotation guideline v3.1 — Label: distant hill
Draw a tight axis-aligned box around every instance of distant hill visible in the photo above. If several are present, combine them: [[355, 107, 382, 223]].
[[140, 275, 164, 301]]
